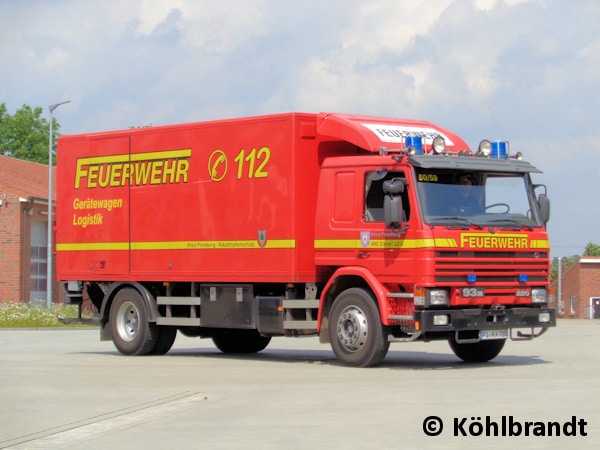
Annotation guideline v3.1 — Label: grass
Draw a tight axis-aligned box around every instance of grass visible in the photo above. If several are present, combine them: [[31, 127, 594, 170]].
[[0, 302, 96, 328]]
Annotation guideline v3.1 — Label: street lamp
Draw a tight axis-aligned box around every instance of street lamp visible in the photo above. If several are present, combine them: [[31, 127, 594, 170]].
[[47, 100, 70, 307]]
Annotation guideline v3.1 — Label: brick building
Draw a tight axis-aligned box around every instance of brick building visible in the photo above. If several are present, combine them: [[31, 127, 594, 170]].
[[0, 154, 63, 305], [549, 257, 600, 319]]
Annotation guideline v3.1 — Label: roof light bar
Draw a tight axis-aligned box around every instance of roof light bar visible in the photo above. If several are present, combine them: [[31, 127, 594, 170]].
[[478, 140, 511, 159]]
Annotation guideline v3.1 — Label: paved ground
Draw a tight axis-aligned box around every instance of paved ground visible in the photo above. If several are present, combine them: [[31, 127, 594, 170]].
[[0, 319, 598, 449]]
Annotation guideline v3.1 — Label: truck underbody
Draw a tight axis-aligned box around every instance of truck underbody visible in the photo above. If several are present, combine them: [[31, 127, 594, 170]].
[[62, 277, 554, 367]]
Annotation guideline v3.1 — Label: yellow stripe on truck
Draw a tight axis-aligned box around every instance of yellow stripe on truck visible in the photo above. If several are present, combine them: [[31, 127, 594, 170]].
[[314, 238, 458, 249], [56, 239, 296, 252]]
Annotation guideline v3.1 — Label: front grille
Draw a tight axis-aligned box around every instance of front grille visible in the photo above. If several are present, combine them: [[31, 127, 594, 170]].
[[435, 250, 549, 288]]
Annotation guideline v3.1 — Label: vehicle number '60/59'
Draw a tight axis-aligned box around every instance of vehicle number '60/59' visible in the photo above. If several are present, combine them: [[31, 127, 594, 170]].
[[461, 287, 484, 297]]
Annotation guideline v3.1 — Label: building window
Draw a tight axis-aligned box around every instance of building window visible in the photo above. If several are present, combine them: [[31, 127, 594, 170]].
[[590, 297, 600, 320], [570, 296, 576, 316], [30, 220, 48, 305]]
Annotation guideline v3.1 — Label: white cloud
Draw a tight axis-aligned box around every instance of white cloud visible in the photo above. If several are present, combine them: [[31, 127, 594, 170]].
[[473, 0, 536, 11], [127, 0, 270, 52], [131, 1, 181, 36], [338, 0, 453, 58]]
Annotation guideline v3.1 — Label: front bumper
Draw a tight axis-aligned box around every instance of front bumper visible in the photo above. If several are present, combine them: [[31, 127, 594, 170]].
[[414, 307, 556, 333]]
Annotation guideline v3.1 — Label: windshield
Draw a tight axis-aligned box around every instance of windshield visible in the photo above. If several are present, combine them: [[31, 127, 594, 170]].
[[415, 169, 543, 228]]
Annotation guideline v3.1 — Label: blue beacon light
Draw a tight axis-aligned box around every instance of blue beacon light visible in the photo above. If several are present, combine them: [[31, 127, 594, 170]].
[[405, 136, 423, 155], [490, 141, 509, 159]]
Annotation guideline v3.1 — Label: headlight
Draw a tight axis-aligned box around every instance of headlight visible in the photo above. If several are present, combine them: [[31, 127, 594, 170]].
[[531, 288, 548, 303], [414, 288, 450, 306], [429, 289, 449, 305]]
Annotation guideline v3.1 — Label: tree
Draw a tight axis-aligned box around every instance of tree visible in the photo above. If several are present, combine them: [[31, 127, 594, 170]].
[[583, 242, 600, 256], [0, 103, 61, 164], [550, 255, 578, 282]]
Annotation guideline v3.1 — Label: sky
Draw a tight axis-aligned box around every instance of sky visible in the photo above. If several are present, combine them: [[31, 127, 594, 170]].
[[1, 0, 599, 259]]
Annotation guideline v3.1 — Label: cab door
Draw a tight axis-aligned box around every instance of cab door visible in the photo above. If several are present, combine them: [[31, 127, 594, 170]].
[[314, 166, 412, 279], [360, 169, 412, 277]]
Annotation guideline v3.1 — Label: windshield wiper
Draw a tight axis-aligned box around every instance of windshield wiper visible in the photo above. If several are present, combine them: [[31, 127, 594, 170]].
[[430, 217, 483, 229], [486, 218, 534, 231]]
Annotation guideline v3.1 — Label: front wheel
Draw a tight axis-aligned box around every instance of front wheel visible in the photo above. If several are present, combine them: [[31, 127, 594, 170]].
[[109, 288, 158, 355], [448, 338, 506, 362], [328, 288, 389, 367]]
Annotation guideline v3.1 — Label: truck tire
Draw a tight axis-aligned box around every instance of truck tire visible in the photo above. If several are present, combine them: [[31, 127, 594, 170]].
[[212, 329, 271, 354], [448, 338, 506, 362], [109, 288, 158, 355], [328, 288, 389, 367], [151, 327, 177, 355]]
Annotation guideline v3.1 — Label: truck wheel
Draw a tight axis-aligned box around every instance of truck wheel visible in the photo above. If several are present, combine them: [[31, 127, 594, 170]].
[[328, 288, 389, 367], [212, 329, 271, 353], [448, 338, 506, 362], [109, 288, 158, 355], [151, 327, 177, 355]]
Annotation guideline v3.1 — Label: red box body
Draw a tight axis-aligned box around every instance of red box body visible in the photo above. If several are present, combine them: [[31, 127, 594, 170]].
[[57, 113, 331, 282]]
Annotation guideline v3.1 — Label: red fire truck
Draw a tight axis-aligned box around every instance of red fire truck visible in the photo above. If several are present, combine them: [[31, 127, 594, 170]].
[[56, 112, 555, 367]]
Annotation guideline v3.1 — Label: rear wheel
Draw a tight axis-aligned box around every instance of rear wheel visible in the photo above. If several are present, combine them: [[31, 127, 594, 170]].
[[448, 338, 506, 362], [109, 288, 158, 355], [212, 329, 271, 353], [328, 288, 389, 367], [151, 326, 177, 355]]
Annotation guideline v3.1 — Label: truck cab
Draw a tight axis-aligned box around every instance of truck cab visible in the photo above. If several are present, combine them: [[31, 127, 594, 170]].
[[312, 116, 554, 366]]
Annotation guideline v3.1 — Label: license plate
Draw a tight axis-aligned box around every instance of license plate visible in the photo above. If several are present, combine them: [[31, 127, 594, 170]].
[[479, 329, 509, 340]]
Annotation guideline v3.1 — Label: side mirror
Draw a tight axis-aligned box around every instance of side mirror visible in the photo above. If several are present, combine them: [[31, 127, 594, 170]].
[[384, 196, 402, 229], [538, 193, 550, 224], [383, 178, 406, 229], [383, 178, 404, 195]]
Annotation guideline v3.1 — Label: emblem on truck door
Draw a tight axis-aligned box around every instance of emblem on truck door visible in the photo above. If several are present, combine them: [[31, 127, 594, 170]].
[[360, 231, 371, 248], [258, 230, 267, 248]]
